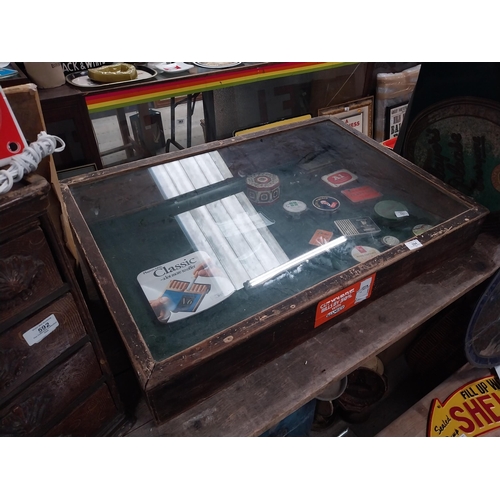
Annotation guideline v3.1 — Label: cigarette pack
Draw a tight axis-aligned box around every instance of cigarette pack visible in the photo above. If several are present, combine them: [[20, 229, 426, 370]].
[[334, 217, 381, 237]]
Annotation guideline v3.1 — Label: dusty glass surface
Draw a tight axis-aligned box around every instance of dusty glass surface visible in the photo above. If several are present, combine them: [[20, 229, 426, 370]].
[[70, 120, 467, 360]]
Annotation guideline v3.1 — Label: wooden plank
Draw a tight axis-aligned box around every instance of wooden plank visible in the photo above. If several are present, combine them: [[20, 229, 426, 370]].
[[126, 232, 500, 436], [4, 84, 51, 182], [376, 364, 500, 437], [3, 84, 79, 260]]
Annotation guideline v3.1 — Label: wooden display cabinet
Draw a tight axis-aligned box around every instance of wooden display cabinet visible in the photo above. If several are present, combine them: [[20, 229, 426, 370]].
[[60, 116, 489, 424]]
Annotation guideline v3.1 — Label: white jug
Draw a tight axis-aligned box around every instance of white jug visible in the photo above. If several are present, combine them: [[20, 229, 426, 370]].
[[24, 62, 65, 88]]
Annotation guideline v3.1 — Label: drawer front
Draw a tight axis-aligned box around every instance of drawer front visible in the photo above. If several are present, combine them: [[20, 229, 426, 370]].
[[0, 342, 102, 436], [0, 293, 87, 402], [0, 227, 64, 329], [45, 384, 119, 437]]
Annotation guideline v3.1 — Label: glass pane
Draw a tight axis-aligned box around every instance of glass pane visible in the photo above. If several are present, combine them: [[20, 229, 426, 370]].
[[70, 120, 467, 361]]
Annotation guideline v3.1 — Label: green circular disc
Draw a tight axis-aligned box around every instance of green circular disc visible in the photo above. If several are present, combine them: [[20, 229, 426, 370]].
[[374, 200, 408, 220]]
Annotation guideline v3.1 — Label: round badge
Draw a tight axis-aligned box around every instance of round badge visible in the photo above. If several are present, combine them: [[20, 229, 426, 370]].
[[351, 245, 381, 263], [381, 235, 400, 247], [312, 196, 340, 212], [412, 224, 433, 236], [283, 200, 307, 217], [374, 200, 408, 220]]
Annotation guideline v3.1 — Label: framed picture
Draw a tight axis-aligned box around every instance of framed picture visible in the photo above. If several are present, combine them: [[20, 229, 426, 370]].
[[318, 97, 374, 138], [385, 102, 409, 140]]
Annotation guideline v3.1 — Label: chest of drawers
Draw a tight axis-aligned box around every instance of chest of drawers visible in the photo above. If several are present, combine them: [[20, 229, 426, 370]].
[[0, 174, 125, 436]]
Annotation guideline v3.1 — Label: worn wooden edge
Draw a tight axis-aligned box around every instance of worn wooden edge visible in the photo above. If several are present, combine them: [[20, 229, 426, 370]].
[[0, 178, 51, 241], [143, 208, 487, 389], [37, 211, 125, 413], [134, 232, 500, 436], [59, 183, 155, 388], [0, 174, 49, 212]]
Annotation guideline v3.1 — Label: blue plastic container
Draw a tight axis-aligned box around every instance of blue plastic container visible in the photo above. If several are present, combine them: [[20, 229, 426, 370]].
[[260, 399, 316, 437]]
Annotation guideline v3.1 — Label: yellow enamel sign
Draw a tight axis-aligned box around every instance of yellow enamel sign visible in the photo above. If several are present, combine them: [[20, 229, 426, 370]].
[[428, 375, 500, 437]]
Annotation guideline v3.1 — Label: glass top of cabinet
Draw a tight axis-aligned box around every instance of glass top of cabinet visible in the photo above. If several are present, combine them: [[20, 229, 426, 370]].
[[68, 118, 469, 361]]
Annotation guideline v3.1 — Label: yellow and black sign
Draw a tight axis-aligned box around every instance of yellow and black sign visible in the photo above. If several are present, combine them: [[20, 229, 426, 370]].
[[428, 375, 500, 437]]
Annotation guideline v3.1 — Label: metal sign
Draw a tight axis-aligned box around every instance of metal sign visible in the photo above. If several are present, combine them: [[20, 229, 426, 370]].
[[428, 375, 500, 437], [403, 97, 500, 213]]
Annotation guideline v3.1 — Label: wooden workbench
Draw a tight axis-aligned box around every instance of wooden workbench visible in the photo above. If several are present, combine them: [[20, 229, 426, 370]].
[[125, 232, 500, 436]]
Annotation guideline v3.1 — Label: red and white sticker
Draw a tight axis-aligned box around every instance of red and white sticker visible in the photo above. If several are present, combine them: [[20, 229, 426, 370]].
[[315, 274, 376, 327], [321, 169, 358, 188], [309, 229, 333, 246]]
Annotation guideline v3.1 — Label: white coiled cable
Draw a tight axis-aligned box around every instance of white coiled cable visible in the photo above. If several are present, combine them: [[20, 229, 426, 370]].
[[0, 131, 66, 194]]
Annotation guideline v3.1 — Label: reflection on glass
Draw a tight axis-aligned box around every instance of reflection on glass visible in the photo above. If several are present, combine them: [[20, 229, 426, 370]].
[[69, 121, 468, 360], [149, 152, 289, 290]]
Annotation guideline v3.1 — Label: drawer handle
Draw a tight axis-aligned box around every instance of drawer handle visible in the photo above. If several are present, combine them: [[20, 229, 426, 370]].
[[0, 255, 43, 302]]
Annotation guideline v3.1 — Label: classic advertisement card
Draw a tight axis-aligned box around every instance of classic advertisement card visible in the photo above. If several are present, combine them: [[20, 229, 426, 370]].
[[137, 251, 235, 324]]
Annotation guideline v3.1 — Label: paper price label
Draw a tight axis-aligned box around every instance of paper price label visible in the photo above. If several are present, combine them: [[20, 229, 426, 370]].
[[405, 240, 423, 250], [395, 211, 409, 218], [23, 314, 59, 346]]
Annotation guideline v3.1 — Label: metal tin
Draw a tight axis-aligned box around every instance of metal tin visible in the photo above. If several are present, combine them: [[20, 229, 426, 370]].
[[246, 172, 280, 205], [351, 245, 381, 263], [381, 235, 400, 247], [316, 376, 348, 401], [374, 200, 409, 220], [283, 200, 307, 219], [412, 224, 433, 236]]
